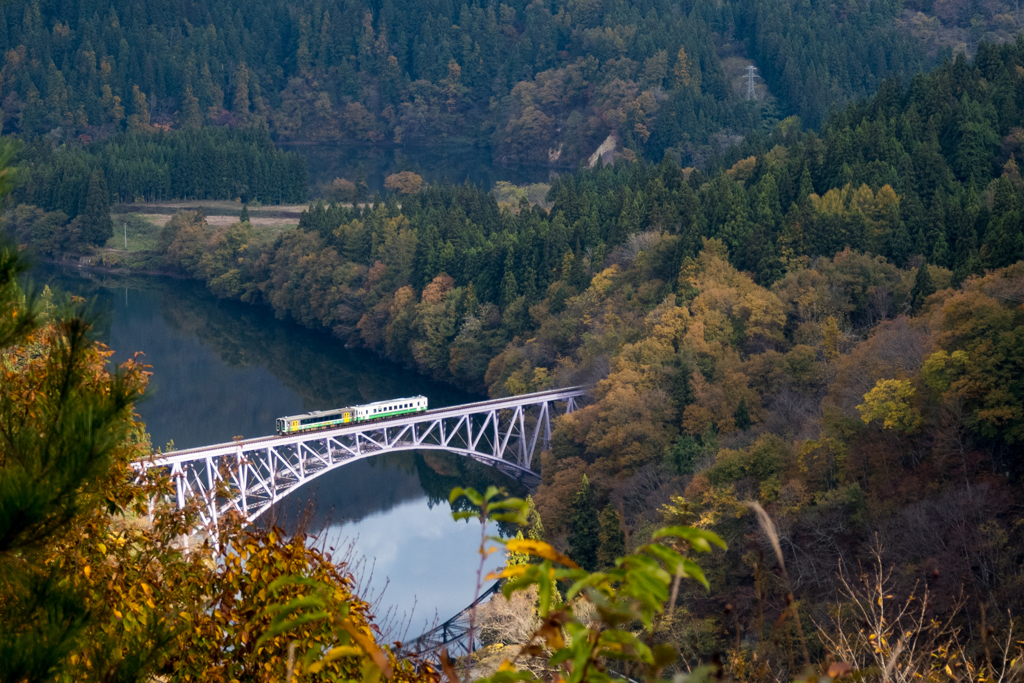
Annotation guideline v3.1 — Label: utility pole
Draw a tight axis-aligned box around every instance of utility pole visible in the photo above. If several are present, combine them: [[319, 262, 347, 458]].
[[123, 222, 128, 249], [746, 65, 758, 101]]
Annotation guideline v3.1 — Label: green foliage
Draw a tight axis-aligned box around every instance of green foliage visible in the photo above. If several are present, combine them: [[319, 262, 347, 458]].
[[16, 127, 307, 215], [568, 475, 600, 571], [909, 262, 936, 313], [666, 434, 700, 475], [705, 434, 787, 486], [483, 500, 726, 683], [597, 505, 626, 569]]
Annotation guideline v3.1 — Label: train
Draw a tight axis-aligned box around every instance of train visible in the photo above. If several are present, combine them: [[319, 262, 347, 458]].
[[276, 396, 429, 435]]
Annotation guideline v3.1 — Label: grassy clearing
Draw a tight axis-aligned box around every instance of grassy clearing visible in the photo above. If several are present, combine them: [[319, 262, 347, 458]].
[[104, 213, 162, 253], [104, 211, 298, 256]]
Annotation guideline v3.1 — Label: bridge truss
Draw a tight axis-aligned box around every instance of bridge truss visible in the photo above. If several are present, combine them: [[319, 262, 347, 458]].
[[399, 580, 505, 660], [138, 386, 589, 532]]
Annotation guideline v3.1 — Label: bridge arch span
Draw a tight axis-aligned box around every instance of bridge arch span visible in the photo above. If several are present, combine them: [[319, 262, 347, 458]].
[[138, 387, 589, 532]]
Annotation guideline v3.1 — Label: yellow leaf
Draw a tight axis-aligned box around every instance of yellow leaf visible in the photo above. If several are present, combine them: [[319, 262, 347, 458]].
[[97, 543, 107, 555], [83, 565, 91, 579], [504, 539, 579, 568], [486, 565, 529, 581], [341, 621, 393, 678], [498, 660, 515, 672], [114, 609, 123, 619]]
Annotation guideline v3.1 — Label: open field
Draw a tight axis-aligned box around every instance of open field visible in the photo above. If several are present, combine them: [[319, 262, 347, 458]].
[[103, 210, 298, 254]]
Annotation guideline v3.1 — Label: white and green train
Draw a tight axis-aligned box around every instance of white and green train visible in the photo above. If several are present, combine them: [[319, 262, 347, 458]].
[[276, 396, 429, 435]]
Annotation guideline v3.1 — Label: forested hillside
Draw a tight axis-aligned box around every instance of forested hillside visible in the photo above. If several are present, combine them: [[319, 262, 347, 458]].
[[3, 126, 306, 252], [113, 41, 1024, 673], [0, 0, 986, 166]]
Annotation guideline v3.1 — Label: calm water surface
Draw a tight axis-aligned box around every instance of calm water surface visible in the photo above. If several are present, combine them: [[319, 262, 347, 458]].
[[33, 266, 514, 635]]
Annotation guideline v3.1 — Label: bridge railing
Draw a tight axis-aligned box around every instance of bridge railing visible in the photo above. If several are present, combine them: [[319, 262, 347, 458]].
[[135, 386, 591, 533]]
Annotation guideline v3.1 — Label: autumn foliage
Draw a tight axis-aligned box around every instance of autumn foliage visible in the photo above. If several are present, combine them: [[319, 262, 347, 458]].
[[0, 240, 436, 682]]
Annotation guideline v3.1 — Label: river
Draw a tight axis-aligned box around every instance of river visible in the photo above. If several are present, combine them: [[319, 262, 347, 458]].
[[33, 265, 518, 638]]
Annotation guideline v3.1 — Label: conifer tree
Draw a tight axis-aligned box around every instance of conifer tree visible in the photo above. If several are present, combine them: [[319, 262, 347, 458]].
[[568, 474, 599, 571], [734, 398, 752, 430], [232, 63, 251, 125], [597, 505, 626, 569], [910, 261, 936, 313], [523, 495, 544, 541], [180, 85, 203, 130], [240, 204, 250, 223], [0, 234, 146, 679], [127, 85, 150, 132], [81, 169, 112, 245]]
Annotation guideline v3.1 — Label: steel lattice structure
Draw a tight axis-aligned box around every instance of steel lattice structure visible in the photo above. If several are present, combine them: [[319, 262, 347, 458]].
[[137, 386, 588, 532], [399, 580, 505, 660]]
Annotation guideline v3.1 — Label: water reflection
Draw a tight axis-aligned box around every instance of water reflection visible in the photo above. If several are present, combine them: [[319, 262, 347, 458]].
[[31, 265, 522, 631]]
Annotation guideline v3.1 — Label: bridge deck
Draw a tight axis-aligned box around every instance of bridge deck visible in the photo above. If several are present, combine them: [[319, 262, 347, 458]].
[[142, 386, 588, 465]]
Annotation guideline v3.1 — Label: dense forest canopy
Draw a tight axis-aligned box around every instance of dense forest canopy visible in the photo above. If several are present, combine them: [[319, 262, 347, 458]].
[[0, 0, 1008, 168]]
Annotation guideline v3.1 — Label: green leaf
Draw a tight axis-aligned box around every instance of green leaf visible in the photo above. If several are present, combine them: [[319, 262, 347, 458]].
[[600, 629, 653, 664], [537, 560, 553, 616], [682, 559, 710, 590], [491, 511, 528, 524], [652, 526, 726, 552], [260, 595, 327, 620], [450, 486, 483, 506], [641, 543, 686, 574]]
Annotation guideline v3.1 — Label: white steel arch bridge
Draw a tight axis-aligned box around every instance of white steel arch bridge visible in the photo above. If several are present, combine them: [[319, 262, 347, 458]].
[[137, 386, 589, 532]]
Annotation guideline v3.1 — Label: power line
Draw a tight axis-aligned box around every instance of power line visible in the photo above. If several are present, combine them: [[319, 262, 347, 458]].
[[746, 65, 758, 100]]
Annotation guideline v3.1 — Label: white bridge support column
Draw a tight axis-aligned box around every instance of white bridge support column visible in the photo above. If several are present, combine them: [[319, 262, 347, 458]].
[[135, 386, 590, 534]]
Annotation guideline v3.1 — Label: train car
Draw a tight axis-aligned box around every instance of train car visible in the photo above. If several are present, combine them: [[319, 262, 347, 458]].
[[276, 396, 428, 435]]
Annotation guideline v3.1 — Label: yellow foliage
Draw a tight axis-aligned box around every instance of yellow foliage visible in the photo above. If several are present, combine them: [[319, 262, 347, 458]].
[[726, 156, 757, 183], [857, 378, 923, 432], [588, 265, 621, 295], [682, 240, 786, 352]]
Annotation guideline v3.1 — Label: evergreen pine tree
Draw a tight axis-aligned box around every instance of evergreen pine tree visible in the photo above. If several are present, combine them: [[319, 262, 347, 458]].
[[232, 63, 251, 126], [523, 495, 544, 541], [127, 85, 150, 132], [81, 169, 112, 246], [597, 505, 626, 569], [886, 219, 912, 266], [180, 85, 203, 130], [568, 474, 599, 571], [910, 261, 936, 313], [666, 434, 700, 475], [239, 204, 250, 223], [0, 235, 147, 679], [500, 253, 519, 308], [797, 164, 814, 204], [734, 398, 752, 430]]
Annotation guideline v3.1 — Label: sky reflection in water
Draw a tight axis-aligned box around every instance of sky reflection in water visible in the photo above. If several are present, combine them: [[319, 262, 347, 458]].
[[34, 266, 514, 632]]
